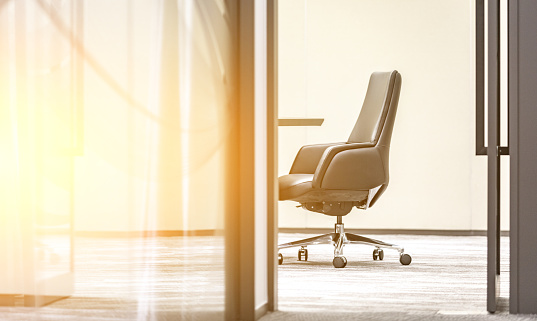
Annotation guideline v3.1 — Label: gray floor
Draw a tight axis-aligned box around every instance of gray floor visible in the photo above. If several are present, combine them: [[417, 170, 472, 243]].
[[0, 234, 534, 320], [264, 233, 527, 321]]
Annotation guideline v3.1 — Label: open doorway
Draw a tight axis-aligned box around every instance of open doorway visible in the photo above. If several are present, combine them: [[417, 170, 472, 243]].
[[273, 0, 510, 315]]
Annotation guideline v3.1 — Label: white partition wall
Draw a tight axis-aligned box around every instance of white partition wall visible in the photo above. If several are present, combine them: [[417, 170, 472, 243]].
[[277, 0, 510, 232]]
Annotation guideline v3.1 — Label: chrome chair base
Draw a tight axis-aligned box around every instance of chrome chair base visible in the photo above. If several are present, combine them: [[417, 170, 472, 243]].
[[278, 218, 412, 268]]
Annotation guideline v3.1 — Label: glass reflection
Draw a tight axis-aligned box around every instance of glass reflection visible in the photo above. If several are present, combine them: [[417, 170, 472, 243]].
[[0, 0, 234, 319]]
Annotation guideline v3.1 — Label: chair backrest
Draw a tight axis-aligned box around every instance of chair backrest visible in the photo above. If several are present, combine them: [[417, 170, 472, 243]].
[[347, 71, 400, 145]]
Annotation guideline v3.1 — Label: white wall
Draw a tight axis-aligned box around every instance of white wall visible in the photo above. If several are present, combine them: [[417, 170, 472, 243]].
[[278, 0, 510, 231]]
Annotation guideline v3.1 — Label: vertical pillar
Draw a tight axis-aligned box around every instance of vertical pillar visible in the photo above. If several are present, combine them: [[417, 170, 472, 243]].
[[226, 0, 270, 320], [509, 0, 537, 314]]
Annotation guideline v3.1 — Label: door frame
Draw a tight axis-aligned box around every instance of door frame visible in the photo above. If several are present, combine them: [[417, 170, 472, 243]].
[[267, 0, 279, 313], [268, 0, 511, 314]]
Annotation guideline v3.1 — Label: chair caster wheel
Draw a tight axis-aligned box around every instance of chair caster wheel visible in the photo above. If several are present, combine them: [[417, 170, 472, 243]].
[[400, 253, 412, 265], [373, 248, 384, 261], [278, 253, 283, 265], [298, 248, 308, 261], [332, 256, 347, 268]]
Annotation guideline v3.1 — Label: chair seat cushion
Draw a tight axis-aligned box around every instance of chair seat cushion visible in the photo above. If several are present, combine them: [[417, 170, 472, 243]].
[[279, 174, 371, 205], [279, 174, 314, 201]]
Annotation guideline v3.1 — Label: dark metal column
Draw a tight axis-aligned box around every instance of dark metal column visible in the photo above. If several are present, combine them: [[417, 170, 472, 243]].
[[509, 0, 537, 314], [487, 0, 501, 313], [267, 0, 279, 312], [476, 0, 486, 156]]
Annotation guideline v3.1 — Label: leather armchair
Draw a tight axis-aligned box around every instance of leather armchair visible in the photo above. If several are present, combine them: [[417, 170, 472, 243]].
[[278, 70, 411, 268]]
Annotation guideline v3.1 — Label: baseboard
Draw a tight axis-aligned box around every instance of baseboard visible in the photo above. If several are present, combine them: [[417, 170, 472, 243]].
[[75, 229, 221, 238], [255, 302, 268, 320], [73, 228, 509, 238], [278, 228, 510, 237]]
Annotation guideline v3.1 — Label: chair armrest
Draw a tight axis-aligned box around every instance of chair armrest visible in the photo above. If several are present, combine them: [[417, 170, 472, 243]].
[[312, 143, 385, 190], [289, 143, 344, 174]]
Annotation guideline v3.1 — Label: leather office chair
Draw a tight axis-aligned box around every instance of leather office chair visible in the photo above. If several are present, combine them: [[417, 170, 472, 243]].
[[278, 70, 411, 268]]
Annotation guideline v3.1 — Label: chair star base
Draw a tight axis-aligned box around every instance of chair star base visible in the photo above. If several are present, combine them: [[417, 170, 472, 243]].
[[278, 217, 412, 268]]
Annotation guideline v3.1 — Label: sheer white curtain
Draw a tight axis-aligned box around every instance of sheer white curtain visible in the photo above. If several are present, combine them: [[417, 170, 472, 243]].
[[0, 0, 234, 319]]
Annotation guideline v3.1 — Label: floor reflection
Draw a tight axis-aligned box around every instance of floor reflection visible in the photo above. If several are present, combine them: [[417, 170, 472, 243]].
[[0, 236, 225, 321]]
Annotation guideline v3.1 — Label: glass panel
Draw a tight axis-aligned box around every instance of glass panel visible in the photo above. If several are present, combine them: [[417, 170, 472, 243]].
[[32, 1, 75, 300], [0, 0, 74, 307], [1, 0, 234, 318]]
